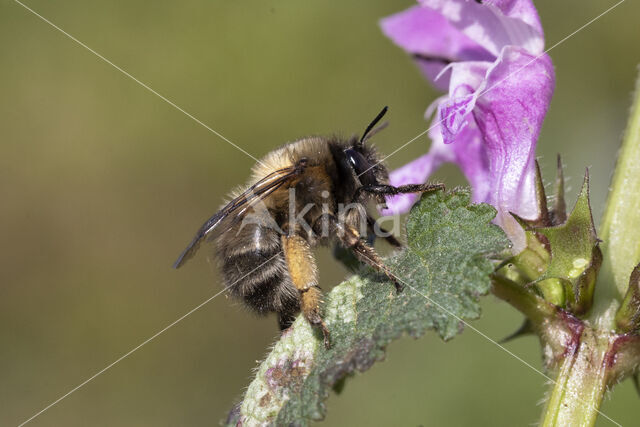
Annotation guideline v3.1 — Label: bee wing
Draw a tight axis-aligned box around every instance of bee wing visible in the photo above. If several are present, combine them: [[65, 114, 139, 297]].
[[173, 165, 299, 269]]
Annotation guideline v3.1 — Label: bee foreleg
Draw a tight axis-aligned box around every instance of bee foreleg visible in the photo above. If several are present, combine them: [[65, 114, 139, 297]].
[[282, 234, 330, 349], [356, 183, 444, 204]]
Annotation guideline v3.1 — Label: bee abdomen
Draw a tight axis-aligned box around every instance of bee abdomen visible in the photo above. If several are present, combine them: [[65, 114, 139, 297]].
[[221, 227, 299, 315]]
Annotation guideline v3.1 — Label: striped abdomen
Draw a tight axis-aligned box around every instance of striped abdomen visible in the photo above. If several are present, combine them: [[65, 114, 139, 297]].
[[219, 222, 299, 316]]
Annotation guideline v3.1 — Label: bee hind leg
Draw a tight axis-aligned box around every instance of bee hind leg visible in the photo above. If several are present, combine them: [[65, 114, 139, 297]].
[[277, 312, 297, 331], [282, 234, 331, 349]]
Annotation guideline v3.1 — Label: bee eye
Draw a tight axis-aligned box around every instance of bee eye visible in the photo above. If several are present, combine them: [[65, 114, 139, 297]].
[[346, 149, 366, 171], [345, 148, 376, 185]]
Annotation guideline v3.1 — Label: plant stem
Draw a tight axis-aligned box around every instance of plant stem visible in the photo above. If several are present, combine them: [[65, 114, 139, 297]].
[[541, 328, 611, 427], [491, 274, 555, 324], [596, 72, 640, 317]]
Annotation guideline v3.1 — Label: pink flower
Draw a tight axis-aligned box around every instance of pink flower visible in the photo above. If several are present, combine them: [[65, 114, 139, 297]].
[[380, 0, 555, 251]]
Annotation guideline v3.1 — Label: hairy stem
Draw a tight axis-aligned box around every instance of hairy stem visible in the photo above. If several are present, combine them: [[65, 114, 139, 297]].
[[541, 328, 610, 427], [595, 71, 640, 325]]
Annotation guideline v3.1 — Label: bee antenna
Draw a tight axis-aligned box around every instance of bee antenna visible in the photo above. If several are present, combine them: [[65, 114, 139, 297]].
[[359, 106, 388, 145]]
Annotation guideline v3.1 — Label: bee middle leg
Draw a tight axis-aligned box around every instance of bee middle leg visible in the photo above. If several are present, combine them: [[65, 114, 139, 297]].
[[317, 214, 404, 293], [282, 234, 331, 348], [366, 215, 402, 248]]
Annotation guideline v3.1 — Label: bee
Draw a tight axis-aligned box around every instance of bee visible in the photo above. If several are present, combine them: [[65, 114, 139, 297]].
[[173, 107, 441, 347]]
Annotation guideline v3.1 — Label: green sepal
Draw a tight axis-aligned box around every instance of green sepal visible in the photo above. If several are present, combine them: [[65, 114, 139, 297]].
[[532, 172, 601, 314], [509, 227, 551, 283], [550, 155, 567, 225], [506, 215, 564, 306], [511, 157, 567, 230], [568, 244, 602, 315], [615, 264, 640, 333], [530, 160, 551, 227], [536, 278, 567, 307]]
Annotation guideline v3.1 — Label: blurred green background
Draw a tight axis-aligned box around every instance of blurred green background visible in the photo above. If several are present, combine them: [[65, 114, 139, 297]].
[[1, 0, 639, 425]]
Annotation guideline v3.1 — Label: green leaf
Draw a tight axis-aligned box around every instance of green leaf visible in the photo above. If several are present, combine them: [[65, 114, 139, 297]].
[[225, 189, 509, 426]]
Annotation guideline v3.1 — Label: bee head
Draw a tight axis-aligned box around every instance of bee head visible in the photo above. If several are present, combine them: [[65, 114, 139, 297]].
[[343, 106, 389, 187], [344, 145, 378, 186]]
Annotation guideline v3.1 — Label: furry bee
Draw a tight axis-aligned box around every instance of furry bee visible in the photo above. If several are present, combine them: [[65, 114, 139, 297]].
[[174, 107, 441, 347]]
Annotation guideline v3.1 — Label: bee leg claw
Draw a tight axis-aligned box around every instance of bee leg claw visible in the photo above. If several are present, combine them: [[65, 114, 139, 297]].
[[384, 270, 404, 293], [323, 332, 331, 349], [320, 321, 331, 349], [394, 281, 405, 293]]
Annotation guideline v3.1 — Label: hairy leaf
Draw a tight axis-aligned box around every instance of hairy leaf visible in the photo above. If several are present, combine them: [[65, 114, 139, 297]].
[[225, 189, 509, 426]]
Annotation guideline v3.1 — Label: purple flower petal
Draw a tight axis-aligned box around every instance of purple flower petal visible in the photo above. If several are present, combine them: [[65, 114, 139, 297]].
[[382, 153, 443, 216], [380, 5, 492, 90], [443, 117, 491, 204], [438, 60, 491, 143], [419, 0, 544, 56], [382, 114, 451, 216], [380, 0, 554, 252], [484, 0, 544, 36], [472, 46, 555, 249], [383, 104, 490, 216]]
